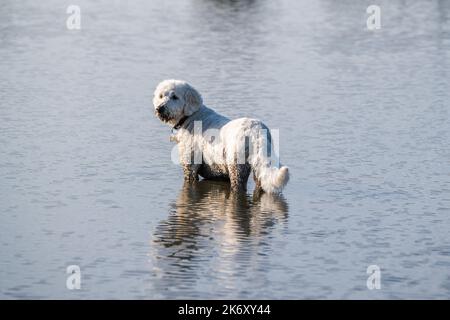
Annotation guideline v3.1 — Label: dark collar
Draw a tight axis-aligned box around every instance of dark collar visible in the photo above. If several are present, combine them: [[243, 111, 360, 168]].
[[173, 116, 189, 130]]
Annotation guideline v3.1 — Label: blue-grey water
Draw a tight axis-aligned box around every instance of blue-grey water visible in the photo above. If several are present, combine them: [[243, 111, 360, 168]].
[[1, 0, 450, 299]]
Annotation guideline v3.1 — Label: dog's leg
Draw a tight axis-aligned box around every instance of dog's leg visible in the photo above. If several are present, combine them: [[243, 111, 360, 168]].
[[228, 164, 251, 192], [182, 164, 200, 182], [253, 172, 264, 197]]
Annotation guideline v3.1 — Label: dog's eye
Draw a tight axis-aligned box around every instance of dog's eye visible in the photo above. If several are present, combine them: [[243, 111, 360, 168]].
[[159, 94, 163, 99], [172, 95, 179, 100]]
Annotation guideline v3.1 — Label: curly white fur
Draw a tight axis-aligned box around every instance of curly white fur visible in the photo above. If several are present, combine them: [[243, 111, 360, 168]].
[[153, 79, 289, 194]]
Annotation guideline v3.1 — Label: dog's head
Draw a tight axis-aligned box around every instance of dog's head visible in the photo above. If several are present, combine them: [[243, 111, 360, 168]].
[[153, 80, 203, 126]]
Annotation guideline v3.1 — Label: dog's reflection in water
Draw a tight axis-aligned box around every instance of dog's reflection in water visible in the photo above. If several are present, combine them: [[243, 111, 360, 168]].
[[150, 180, 289, 291]]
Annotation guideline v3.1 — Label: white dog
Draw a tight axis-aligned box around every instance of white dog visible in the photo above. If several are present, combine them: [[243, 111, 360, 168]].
[[153, 79, 289, 194]]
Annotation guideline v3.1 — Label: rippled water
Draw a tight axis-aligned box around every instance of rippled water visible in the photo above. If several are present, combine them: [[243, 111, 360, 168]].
[[1, 0, 450, 299]]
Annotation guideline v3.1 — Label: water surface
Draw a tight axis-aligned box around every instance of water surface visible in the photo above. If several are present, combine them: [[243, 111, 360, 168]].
[[1, 0, 450, 299]]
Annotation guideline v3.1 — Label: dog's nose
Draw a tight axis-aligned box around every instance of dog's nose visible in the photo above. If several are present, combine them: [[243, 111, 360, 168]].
[[156, 104, 166, 113]]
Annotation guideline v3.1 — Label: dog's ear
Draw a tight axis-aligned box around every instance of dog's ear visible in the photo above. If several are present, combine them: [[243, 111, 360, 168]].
[[183, 85, 203, 116]]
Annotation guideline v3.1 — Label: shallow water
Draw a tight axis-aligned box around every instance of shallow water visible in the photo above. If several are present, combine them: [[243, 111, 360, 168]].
[[1, 0, 450, 299]]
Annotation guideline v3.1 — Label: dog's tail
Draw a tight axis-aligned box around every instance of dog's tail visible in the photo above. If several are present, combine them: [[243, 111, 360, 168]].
[[254, 164, 290, 194], [250, 128, 289, 194]]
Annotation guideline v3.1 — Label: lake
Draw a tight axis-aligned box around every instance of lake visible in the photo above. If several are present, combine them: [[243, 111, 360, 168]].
[[1, 0, 449, 299]]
